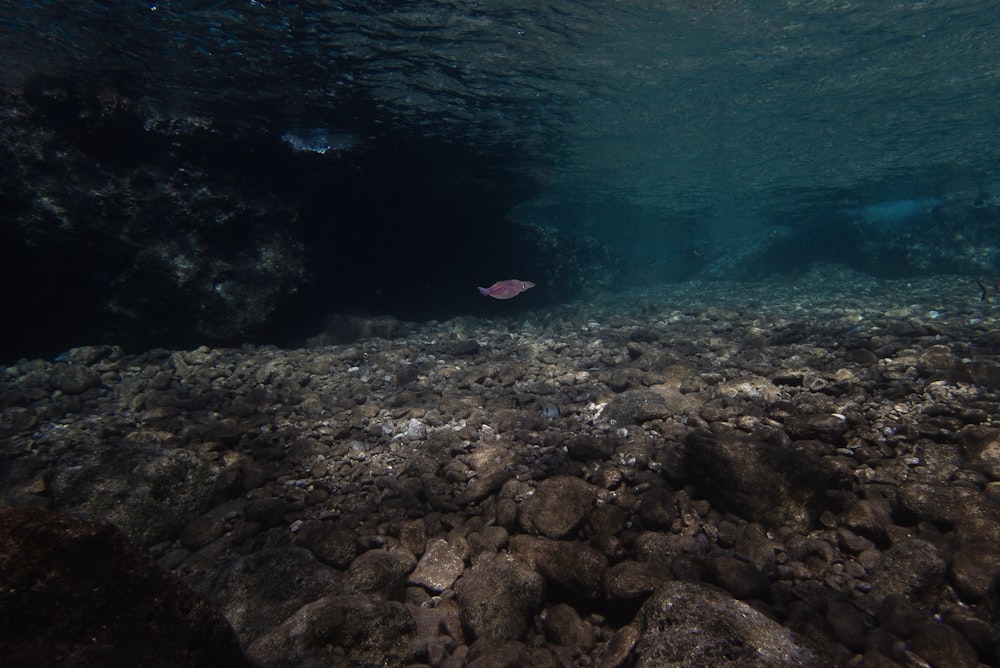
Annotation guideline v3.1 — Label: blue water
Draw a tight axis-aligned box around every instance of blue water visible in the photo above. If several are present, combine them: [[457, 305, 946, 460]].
[[3, 1, 1000, 359], [4, 2, 998, 227]]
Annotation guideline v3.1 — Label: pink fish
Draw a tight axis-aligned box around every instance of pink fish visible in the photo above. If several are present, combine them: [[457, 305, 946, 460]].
[[478, 279, 536, 300]]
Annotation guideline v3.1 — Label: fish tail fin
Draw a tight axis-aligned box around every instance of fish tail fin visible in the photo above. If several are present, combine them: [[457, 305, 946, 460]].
[[478, 287, 489, 295]]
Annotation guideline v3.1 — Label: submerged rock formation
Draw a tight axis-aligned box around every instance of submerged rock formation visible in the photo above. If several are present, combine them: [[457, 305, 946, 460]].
[[0, 79, 618, 362], [0, 507, 251, 667], [3, 277, 1000, 665]]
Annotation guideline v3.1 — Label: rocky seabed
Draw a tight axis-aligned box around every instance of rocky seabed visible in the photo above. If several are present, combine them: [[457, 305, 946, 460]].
[[3, 275, 1000, 667]]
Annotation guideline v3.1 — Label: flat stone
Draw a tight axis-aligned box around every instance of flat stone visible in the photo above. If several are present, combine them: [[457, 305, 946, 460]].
[[601, 387, 700, 425], [408, 538, 465, 593], [782, 413, 849, 444]]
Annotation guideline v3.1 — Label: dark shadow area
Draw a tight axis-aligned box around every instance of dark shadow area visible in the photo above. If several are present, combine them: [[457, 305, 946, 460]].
[[0, 75, 611, 363]]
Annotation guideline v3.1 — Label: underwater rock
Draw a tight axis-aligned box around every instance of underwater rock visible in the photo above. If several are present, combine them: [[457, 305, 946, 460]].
[[602, 560, 668, 602], [458, 554, 545, 641], [908, 621, 979, 668], [408, 539, 465, 593], [518, 475, 598, 540], [950, 520, 1000, 602], [708, 555, 770, 601], [248, 594, 416, 668], [601, 387, 699, 425], [291, 521, 360, 568], [782, 413, 849, 444], [510, 534, 608, 601], [48, 445, 220, 547], [49, 362, 101, 395], [448, 339, 481, 356], [631, 581, 831, 667], [896, 482, 1000, 526], [864, 539, 947, 611], [685, 430, 848, 531], [0, 508, 250, 667], [542, 603, 595, 657], [196, 547, 343, 646], [347, 549, 414, 602], [3, 277, 1000, 665]]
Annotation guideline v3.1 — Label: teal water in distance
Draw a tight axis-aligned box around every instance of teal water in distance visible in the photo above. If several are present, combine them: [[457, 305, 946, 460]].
[[2, 1, 999, 283]]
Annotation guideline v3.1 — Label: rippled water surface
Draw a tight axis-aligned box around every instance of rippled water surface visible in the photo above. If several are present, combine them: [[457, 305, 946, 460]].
[[3, 1, 1000, 232]]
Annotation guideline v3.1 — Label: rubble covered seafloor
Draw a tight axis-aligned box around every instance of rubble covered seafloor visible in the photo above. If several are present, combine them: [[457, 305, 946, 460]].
[[3, 273, 1000, 667]]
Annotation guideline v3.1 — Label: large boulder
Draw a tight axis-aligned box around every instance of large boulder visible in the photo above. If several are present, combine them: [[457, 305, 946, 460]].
[[685, 430, 849, 531], [0, 507, 250, 667], [249, 594, 416, 668], [48, 444, 220, 547], [630, 581, 832, 667]]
